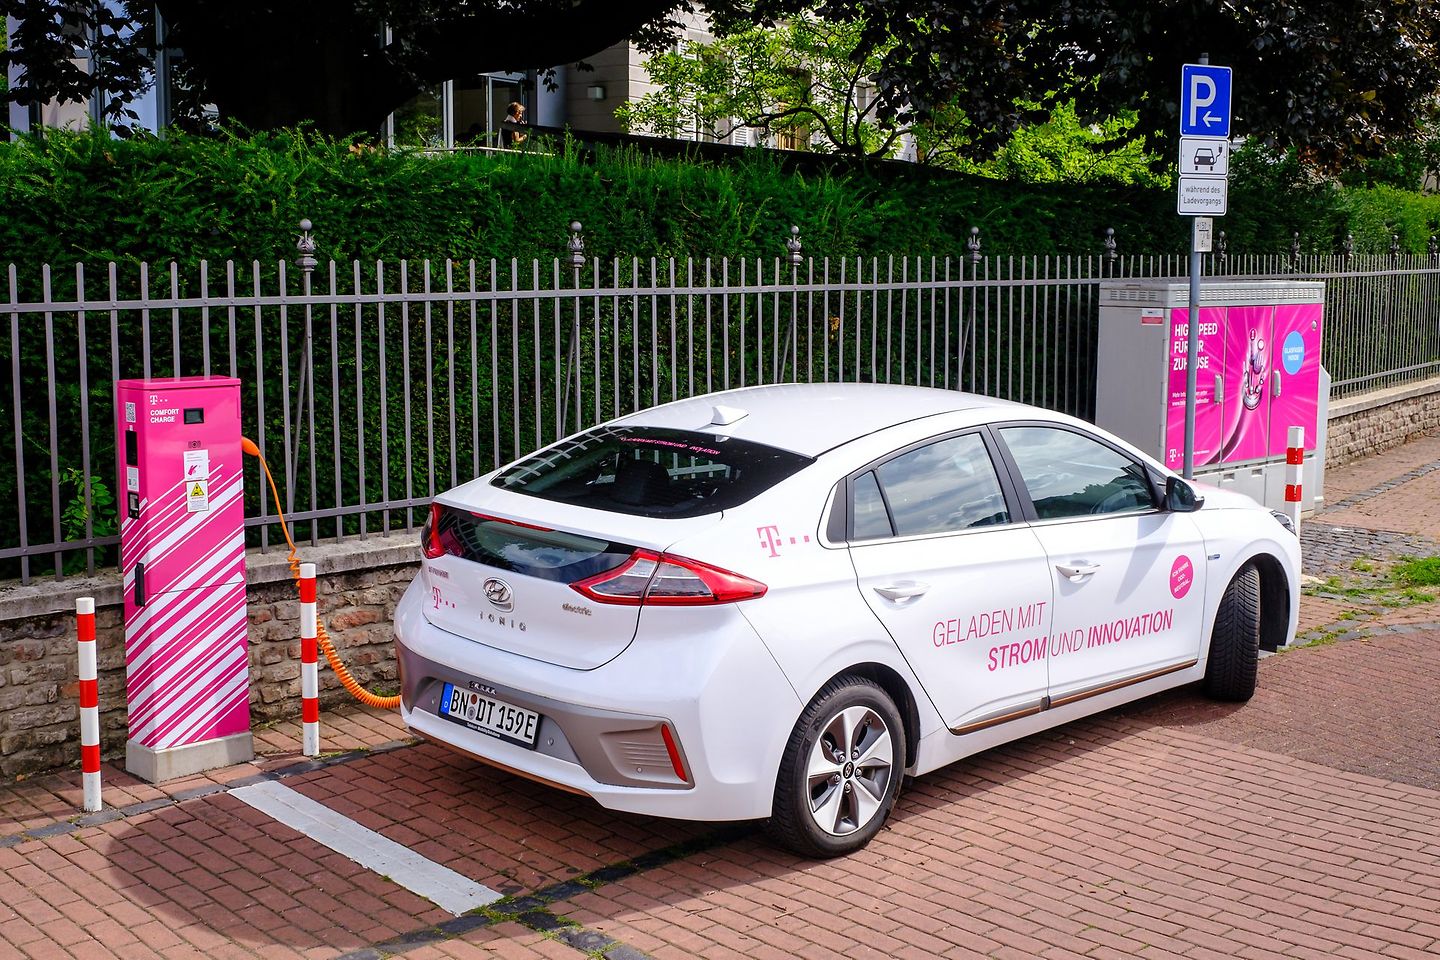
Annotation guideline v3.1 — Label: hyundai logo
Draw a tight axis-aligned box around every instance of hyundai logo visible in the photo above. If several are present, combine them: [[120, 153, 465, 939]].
[[483, 578, 514, 612]]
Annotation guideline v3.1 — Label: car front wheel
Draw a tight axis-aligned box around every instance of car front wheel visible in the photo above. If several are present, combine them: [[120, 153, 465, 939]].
[[767, 675, 904, 858], [1203, 563, 1261, 702]]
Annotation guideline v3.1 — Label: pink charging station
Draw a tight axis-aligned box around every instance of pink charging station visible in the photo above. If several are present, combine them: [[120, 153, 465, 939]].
[[1095, 280, 1329, 511], [116, 376, 253, 781]]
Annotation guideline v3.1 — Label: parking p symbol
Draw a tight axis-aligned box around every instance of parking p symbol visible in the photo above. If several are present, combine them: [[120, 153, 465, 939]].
[[1188, 75, 1215, 128]]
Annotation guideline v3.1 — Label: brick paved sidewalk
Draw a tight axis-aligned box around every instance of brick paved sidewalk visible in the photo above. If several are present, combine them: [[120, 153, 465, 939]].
[[1295, 430, 1440, 643], [0, 705, 414, 845]]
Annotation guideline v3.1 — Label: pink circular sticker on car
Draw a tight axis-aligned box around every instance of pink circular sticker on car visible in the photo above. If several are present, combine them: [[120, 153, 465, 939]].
[[1170, 555, 1194, 599]]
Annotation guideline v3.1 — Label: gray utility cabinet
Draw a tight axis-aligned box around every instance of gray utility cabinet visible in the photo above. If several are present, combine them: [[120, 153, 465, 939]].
[[1095, 279, 1328, 513]]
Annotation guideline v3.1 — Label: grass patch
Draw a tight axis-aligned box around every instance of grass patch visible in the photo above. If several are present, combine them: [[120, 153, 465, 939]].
[[1392, 555, 1440, 587], [1373, 586, 1433, 607]]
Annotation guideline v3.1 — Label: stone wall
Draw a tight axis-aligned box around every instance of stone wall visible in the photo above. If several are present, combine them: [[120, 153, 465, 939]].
[[0, 537, 418, 779], [1326, 378, 1440, 469]]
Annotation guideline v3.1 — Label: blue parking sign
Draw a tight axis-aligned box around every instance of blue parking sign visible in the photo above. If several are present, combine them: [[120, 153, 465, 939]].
[[1180, 64, 1232, 138]]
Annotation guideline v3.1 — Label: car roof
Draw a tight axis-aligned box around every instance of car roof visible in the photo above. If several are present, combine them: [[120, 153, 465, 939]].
[[610, 383, 1035, 457]]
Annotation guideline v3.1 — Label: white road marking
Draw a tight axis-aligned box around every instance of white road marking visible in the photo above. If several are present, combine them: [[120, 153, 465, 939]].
[[231, 780, 501, 915]]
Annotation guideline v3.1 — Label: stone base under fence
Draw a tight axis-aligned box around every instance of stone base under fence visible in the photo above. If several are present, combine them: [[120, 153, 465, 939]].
[[1327, 377, 1440, 468], [0, 536, 419, 780]]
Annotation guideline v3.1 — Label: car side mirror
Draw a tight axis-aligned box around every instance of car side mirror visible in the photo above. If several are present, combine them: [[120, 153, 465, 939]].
[[1165, 476, 1203, 513]]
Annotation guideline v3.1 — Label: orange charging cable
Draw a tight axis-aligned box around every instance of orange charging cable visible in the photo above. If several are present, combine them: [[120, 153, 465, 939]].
[[242, 437, 401, 710]]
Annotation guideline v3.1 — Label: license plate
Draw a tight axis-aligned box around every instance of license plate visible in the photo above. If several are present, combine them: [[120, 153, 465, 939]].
[[437, 682, 541, 748]]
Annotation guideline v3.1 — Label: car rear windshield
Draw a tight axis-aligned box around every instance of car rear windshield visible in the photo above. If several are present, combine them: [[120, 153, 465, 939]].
[[491, 426, 813, 518], [434, 508, 630, 582]]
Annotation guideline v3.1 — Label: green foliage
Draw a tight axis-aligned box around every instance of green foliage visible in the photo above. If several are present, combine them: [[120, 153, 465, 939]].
[[1219, 143, 1346, 254], [0, 126, 1434, 298], [932, 102, 1168, 188], [0, 126, 1193, 271], [59, 468, 117, 574], [618, 15, 904, 157]]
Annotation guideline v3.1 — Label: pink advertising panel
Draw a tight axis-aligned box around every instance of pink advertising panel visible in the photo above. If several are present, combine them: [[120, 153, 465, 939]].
[[1217, 305, 1275, 463], [1267, 302, 1324, 455], [117, 377, 250, 750], [1163, 307, 1225, 471]]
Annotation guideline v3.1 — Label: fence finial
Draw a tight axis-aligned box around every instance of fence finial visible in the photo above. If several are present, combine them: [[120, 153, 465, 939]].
[[1342, 233, 1354, 261], [785, 225, 803, 269], [567, 221, 585, 273], [1216, 230, 1227, 259], [1290, 231, 1301, 263], [1430, 235, 1439, 261], [1391, 232, 1402, 261], [295, 219, 318, 275], [1103, 227, 1117, 262], [967, 226, 982, 264]]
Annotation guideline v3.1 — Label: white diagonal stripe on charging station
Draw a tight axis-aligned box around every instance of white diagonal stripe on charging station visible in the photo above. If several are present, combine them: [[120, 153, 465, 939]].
[[230, 781, 501, 915]]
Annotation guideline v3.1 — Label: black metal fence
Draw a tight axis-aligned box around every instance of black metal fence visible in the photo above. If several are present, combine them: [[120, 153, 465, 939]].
[[4, 225, 1438, 584]]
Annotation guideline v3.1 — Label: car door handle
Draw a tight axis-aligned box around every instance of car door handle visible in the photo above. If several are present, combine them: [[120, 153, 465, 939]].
[[1056, 562, 1100, 581], [874, 581, 930, 602]]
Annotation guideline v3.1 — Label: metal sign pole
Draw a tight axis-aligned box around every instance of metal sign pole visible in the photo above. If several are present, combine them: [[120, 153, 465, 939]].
[[1175, 49, 1221, 480], [1184, 216, 1201, 479]]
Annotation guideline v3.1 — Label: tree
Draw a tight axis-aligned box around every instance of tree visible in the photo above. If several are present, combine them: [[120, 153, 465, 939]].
[[718, 0, 1440, 169], [2, 0, 696, 134], [616, 16, 912, 157], [618, 19, 1167, 184], [2, 0, 1438, 169], [0, 1, 154, 129]]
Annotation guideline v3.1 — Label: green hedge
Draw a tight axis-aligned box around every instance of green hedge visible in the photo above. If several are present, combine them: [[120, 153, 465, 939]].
[[2, 130, 1437, 273], [2, 129, 1438, 581], [0, 128, 1191, 271]]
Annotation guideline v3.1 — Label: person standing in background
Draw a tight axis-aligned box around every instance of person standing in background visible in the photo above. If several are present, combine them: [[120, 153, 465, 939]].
[[501, 102, 528, 148]]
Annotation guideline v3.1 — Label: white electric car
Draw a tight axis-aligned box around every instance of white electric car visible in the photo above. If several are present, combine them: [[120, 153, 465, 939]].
[[395, 383, 1299, 856]]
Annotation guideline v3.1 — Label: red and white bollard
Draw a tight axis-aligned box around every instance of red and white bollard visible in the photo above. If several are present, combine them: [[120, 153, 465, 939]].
[[299, 563, 320, 757], [76, 597, 102, 812], [1285, 426, 1304, 534]]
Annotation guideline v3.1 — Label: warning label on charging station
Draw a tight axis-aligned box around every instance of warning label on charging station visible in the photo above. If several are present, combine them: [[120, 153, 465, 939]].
[[187, 480, 210, 513], [184, 450, 211, 513]]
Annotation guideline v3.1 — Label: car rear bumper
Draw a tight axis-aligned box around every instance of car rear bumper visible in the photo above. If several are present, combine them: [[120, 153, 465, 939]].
[[394, 578, 800, 821]]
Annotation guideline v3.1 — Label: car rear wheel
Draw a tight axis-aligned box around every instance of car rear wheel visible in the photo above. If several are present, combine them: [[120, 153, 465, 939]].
[[1204, 563, 1261, 702], [767, 675, 903, 858]]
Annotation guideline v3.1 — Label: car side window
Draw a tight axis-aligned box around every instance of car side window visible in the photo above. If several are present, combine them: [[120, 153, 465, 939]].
[[998, 426, 1157, 520], [854, 433, 1010, 539], [851, 471, 893, 540]]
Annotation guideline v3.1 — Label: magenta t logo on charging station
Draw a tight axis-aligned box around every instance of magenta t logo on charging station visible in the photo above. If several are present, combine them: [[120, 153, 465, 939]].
[[1170, 556, 1195, 599]]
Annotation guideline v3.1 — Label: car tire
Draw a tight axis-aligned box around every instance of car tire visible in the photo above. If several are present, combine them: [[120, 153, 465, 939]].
[[1203, 563, 1261, 702], [766, 675, 904, 858]]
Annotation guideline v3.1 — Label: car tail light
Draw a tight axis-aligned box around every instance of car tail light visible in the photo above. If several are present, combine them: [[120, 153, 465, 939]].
[[570, 549, 766, 606], [421, 503, 445, 559]]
